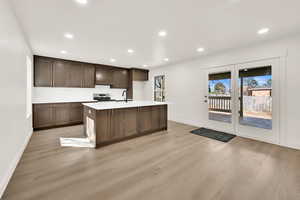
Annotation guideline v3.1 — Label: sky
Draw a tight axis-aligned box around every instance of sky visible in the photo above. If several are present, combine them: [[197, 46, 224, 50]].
[[209, 75, 272, 94]]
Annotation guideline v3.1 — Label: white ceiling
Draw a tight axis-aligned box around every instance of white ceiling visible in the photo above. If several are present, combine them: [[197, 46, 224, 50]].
[[11, 0, 300, 68]]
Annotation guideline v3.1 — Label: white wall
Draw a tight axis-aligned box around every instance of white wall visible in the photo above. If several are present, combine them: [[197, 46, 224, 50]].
[[132, 81, 146, 100], [0, 0, 33, 197], [33, 85, 127, 103], [145, 34, 300, 150]]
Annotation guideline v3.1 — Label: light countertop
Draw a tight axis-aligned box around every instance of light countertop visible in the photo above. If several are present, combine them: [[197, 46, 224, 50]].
[[82, 101, 168, 110]]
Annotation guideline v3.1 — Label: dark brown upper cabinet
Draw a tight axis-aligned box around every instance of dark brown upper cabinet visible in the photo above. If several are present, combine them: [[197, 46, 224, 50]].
[[95, 65, 113, 85], [131, 68, 149, 81], [83, 64, 95, 88], [68, 62, 83, 88], [53, 60, 69, 87], [53, 60, 83, 88], [34, 56, 141, 90], [112, 69, 129, 89], [34, 56, 53, 87], [34, 56, 95, 88]]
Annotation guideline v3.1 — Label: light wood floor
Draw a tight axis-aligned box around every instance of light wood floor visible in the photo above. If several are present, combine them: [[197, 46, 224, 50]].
[[2, 121, 300, 200]]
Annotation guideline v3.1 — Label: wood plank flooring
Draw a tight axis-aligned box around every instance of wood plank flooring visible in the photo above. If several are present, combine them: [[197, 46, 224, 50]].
[[2, 121, 300, 200]]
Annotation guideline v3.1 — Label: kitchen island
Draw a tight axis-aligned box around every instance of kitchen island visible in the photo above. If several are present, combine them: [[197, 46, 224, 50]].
[[82, 101, 168, 148]]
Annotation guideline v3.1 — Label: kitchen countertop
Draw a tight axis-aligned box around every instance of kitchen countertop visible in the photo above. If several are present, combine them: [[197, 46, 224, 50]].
[[83, 101, 168, 110]]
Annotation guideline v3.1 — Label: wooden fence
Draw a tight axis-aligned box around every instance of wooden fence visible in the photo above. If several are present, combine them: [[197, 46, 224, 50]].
[[243, 96, 272, 113]]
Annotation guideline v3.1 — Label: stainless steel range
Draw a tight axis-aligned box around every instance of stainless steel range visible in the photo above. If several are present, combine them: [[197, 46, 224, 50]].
[[93, 93, 112, 102]]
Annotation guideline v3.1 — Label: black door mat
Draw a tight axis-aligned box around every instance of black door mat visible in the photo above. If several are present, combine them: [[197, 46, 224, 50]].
[[190, 128, 236, 142]]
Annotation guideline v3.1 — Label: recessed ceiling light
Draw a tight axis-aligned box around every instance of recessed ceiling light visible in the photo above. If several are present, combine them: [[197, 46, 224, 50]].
[[143, 64, 148, 67], [197, 47, 205, 52], [64, 33, 74, 39], [257, 28, 270, 35], [164, 58, 169, 62], [60, 50, 67, 54], [110, 58, 116, 63], [158, 30, 167, 37], [127, 49, 134, 54], [75, 0, 88, 5]]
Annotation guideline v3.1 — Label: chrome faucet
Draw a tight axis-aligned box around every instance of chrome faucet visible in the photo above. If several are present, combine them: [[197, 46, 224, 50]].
[[122, 90, 128, 102]]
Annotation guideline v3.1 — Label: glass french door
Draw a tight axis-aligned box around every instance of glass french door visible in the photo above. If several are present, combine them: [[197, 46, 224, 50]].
[[205, 65, 236, 134], [205, 59, 280, 143], [235, 59, 280, 143]]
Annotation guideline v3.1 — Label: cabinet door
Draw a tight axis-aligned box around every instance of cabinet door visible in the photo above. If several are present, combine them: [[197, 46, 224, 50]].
[[110, 109, 125, 140], [34, 57, 53, 87], [95, 110, 112, 144], [53, 60, 69, 87], [159, 105, 168, 129], [123, 108, 138, 137], [54, 103, 70, 125], [138, 107, 152, 134], [151, 106, 161, 131], [95, 66, 113, 85], [68, 62, 83, 87], [83, 64, 95, 88], [70, 103, 83, 123], [33, 104, 54, 128], [132, 69, 149, 81], [112, 69, 129, 89]]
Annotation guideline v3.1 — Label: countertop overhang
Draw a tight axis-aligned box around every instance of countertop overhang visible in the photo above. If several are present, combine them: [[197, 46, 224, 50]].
[[82, 101, 168, 110]]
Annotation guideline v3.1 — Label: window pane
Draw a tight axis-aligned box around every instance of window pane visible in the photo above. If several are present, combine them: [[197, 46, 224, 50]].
[[208, 72, 232, 123], [238, 66, 272, 129], [154, 75, 165, 102]]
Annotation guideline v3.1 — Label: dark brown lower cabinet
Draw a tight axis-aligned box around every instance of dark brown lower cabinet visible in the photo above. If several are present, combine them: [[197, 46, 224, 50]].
[[69, 103, 83, 123], [159, 105, 168, 130], [138, 105, 168, 134], [84, 105, 167, 148], [123, 108, 138, 137], [138, 107, 153, 134], [33, 104, 54, 128], [93, 109, 112, 144], [110, 109, 125, 140], [110, 108, 138, 139], [54, 103, 70, 126], [33, 102, 93, 129]]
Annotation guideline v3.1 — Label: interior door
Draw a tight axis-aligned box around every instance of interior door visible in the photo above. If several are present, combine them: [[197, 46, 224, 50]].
[[234, 59, 280, 144], [204, 65, 236, 134]]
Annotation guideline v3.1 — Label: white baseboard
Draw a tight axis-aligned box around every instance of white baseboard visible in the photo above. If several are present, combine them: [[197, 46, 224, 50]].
[[281, 142, 300, 150], [0, 129, 33, 199]]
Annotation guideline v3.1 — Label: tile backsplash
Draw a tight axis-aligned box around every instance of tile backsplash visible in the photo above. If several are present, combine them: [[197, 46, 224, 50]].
[[32, 85, 126, 103]]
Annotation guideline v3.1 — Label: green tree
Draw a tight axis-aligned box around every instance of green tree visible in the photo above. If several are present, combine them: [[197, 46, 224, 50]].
[[214, 82, 226, 94], [267, 79, 272, 87], [247, 78, 258, 88]]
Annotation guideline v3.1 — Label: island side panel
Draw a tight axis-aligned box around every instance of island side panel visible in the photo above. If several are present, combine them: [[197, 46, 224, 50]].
[[95, 109, 112, 145], [83, 106, 97, 147], [160, 105, 168, 130]]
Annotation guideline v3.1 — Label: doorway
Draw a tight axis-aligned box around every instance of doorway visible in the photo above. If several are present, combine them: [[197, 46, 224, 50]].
[[204, 59, 280, 143]]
